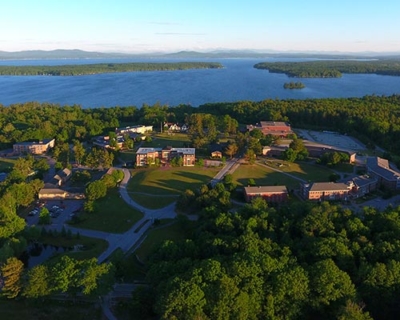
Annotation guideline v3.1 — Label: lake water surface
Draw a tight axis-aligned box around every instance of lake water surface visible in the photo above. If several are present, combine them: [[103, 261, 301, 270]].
[[1, 58, 400, 108]]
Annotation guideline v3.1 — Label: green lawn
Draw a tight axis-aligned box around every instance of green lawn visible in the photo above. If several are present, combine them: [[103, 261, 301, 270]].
[[0, 157, 16, 171], [70, 188, 143, 233], [233, 164, 300, 189], [130, 194, 179, 209], [330, 162, 355, 173], [128, 166, 220, 196], [39, 234, 109, 260], [135, 222, 185, 262], [263, 160, 336, 182], [142, 132, 190, 148]]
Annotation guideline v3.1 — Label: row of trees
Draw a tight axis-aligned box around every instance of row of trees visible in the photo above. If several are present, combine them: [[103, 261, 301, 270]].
[[1, 256, 113, 299], [53, 141, 114, 169]]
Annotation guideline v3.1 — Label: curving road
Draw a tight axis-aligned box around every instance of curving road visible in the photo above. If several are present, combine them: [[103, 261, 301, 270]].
[[60, 168, 177, 263]]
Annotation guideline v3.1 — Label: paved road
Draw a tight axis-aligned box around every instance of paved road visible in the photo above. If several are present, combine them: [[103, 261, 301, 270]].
[[210, 157, 241, 187]]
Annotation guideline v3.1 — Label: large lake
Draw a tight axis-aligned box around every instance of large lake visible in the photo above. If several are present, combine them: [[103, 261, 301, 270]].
[[1, 58, 400, 108]]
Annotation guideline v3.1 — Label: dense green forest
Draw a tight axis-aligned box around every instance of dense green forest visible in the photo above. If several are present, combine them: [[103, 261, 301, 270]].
[[283, 81, 305, 89], [0, 62, 223, 76], [254, 60, 400, 78], [1, 95, 400, 155], [137, 186, 400, 320]]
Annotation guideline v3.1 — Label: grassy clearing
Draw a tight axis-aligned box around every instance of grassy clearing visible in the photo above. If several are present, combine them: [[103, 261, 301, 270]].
[[128, 166, 219, 196], [263, 160, 336, 182], [39, 234, 109, 260], [142, 132, 190, 148], [0, 157, 16, 171], [70, 188, 143, 233], [135, 222, 185, 262], [330, 162, 355, 173], [232, 164, 300, 189], [0, 300, 101, 320], [130, 194, 178, 209]]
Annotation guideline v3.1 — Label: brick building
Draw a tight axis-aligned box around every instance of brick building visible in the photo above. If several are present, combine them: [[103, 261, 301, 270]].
[[301, 182, 350, 201], [13, 138, 55, 155], [247, 121, 293, 137], [244, 186, 288, 203], [136, 147, 195, 167]]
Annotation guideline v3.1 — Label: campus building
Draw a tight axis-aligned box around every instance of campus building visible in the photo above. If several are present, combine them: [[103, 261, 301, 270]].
[[301, 182, 350, 201], [116, 125, 153, 135], [366, 157, 400, 190], [244, 186, 288, 203], [247, 121, 293, 137], [136, 147, 195, 167], [13, 138, 55, 155]]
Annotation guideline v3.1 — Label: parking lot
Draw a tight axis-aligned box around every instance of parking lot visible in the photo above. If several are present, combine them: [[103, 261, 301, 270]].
[[296, 129, 366, 151], [26, 199, 84, 228]]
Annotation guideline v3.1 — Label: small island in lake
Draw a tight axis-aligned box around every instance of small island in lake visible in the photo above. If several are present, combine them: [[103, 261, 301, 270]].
[[0, 62, 223, 76], [283, 81, 305, 89]]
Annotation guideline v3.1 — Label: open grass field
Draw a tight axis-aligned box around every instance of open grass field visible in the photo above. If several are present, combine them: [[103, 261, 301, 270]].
[[142, 132, 190, 148], [232, 164, 300, 189], [135, 221, 185, 262], [71, 188, 143, 233], [130, 193, 179, 209], [0, 157, 16, 171], [0, 300, 101, 320], [264, 160, 336, 182], [128, 166, 220, 196], [39, 234, 109, 260]]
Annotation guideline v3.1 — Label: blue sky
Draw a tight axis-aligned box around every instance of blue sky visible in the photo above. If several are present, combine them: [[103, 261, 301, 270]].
[[1, 0, 399, 53]]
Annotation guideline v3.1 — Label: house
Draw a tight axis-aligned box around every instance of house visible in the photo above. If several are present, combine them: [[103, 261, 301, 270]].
[[247, 121, 293, 137], [38, 183, 85, 200], [244, 186, 288, 203], [209, 142, 227, 159], [366, 157, 400, 190], [211, 151, 222, 159], [53, 168, 72, 186], [13, 138, 55, 155], [301, 182, 350, 201], [136, 147, 195, 167], [164, 122, 181, 132]]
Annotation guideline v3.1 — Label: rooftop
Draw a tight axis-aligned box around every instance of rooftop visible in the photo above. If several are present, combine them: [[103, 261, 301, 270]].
[[308, 182, 350, 192], [244, 185, 288, 194], [367, 157, 400, 181]]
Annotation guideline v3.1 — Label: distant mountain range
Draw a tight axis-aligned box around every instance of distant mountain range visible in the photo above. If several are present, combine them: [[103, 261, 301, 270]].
[[1, 49, 400, 60]]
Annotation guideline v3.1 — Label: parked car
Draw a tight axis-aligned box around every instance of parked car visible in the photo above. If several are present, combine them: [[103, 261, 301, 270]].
[[28, 210, 38, 216]]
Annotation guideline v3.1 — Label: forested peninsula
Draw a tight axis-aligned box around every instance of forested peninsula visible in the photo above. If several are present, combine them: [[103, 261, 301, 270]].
[[0, 62, 223, 76], [254, 59, 400, 78]]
